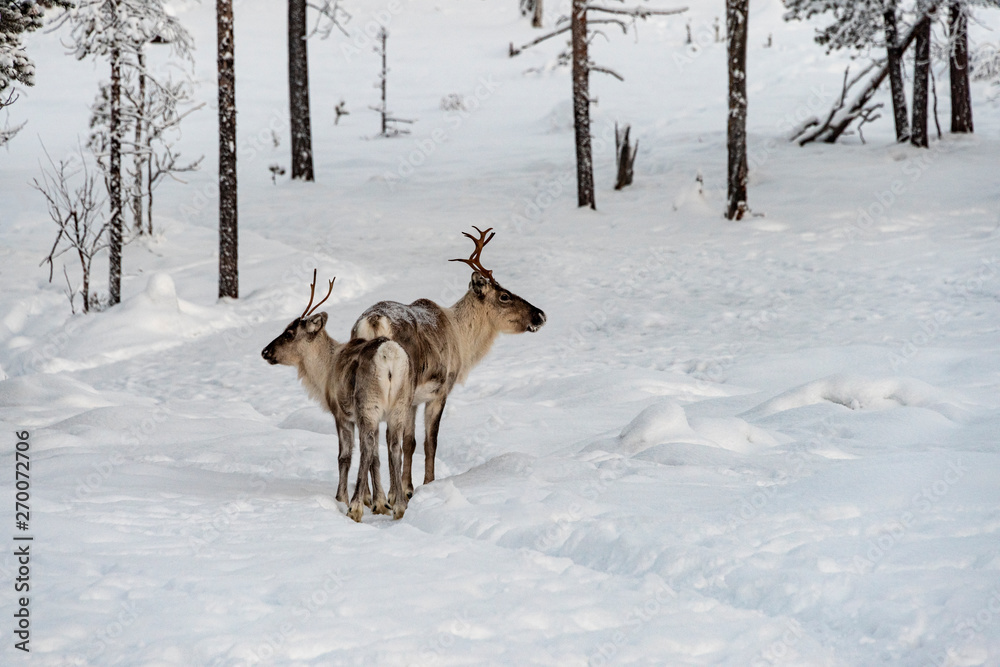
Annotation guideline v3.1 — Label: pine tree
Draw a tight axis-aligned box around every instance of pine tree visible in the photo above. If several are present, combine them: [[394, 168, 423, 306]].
[[883, 0, 910, 141], [570, 0, 594, 209], [288, 0, 314, 180], [218, 0, 238, 299], [1, 1, 69, 141], [726, 0, 749, 221], [911, 4, 932, 147]]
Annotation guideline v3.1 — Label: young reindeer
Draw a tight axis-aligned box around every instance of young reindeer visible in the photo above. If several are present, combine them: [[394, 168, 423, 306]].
[[261, 271, 414, 522], [351, 227, 546, 497]]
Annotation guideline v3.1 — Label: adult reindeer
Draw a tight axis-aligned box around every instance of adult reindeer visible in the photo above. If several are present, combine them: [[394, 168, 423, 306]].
[[352, 227, 546, 496], [262, 271, 415, 522]]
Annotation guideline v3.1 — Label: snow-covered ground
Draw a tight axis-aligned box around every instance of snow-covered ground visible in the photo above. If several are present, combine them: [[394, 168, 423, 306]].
[[3, 0, 1000, 664]]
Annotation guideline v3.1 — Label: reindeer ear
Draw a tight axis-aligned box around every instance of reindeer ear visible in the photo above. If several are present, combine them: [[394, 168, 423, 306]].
[[470, 272, 490, 296], [304, 311, 327, 333]]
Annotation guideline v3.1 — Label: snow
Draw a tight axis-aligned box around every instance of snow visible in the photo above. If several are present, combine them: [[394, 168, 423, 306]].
[[3, 0, 1000, 664]]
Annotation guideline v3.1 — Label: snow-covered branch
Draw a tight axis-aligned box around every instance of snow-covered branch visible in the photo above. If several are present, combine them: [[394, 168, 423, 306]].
[[585, 4, 687, 19]]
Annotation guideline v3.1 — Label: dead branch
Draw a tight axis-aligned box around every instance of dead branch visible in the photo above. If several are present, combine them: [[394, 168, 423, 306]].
[[585, 5, 688, 18], [591, 64, 625, 80], [793, 1, 944, 146]]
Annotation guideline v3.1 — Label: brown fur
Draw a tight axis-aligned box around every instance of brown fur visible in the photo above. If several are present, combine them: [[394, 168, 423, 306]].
[[352, 272, 545, 495], [262, 312, 415, 522]]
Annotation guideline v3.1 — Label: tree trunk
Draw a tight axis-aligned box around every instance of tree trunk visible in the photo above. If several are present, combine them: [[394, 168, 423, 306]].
[[132, 48, 146, 233], [911, 12, 932, 148], [883, 0, 910, 142], [288, 0, 314, 180], [532, 0, 543, 28], [949, 2, 973, 133], [218, 0, 239, 299], [379, 28, 388, 136], [726, 0, 748, 221], [571, 0, 594, 209], [79, 250, 90, 314], [109, 45, 123, 305]]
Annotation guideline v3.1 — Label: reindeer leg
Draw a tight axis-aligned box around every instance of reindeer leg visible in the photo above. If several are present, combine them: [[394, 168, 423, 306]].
[[402, 405, 418, 498], [386, 416, 407, 520], [335, 418, 354, 505], [348, 422, 377, 522], [423, 397, 447, 485], [369, 436, 390, 516]]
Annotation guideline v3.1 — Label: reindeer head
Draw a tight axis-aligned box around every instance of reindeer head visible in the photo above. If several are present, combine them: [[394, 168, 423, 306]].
[[261, 271, 335, 366], [451, 227, 546, 334]]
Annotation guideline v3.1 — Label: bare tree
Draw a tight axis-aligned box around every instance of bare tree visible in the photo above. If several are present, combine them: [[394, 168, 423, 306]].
[[34, 147, 109, 313], [510, 2, 686, 209], [90, 74, 202, 236], [949, 2, 973, 132], [726, 0, 748, 221], [139, 78, 203, 234], [218, 0, 238, 299], [371, 28, 413, 137]]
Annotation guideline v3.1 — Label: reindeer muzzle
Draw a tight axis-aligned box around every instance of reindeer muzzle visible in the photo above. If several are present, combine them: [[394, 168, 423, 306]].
[[527, 308, 547, 333], [261, 345, 279, 365]]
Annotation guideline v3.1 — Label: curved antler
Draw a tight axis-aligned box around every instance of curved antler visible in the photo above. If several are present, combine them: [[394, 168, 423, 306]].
[[301, 269, 336, 318], [449, 226, 498, 285]]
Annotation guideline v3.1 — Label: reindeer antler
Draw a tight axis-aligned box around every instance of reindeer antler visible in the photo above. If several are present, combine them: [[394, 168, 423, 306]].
[[301, 269, 336, 318], [449, 226, 498, 285]]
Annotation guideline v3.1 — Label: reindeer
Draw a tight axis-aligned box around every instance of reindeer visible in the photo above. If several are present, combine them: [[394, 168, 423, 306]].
[[351, 227, 546, 497], [262, 271, 415, 522]]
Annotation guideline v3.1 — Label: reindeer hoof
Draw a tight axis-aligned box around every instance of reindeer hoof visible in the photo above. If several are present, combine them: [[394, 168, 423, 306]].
[[347, 503, 364, 523], [372, 502, 391, 516], [393, 506, 406, 520]]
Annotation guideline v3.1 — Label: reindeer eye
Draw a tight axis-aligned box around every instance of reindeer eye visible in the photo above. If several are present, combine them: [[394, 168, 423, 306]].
[[499, 293, 511, 303]]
